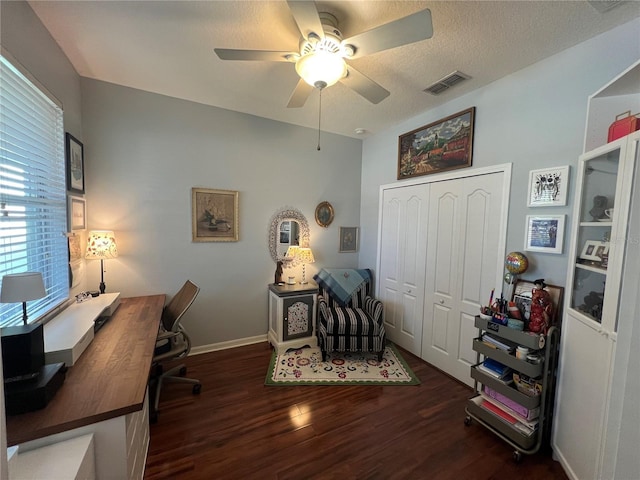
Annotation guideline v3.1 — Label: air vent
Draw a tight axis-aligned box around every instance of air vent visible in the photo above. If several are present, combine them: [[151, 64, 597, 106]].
[[423, 71, 471, 95], [588, 1, 625, 13]]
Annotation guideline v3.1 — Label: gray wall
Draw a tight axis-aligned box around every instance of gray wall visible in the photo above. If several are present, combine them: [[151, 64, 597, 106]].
[[358, 18, 640, 291], [80, 79, 363, 347]]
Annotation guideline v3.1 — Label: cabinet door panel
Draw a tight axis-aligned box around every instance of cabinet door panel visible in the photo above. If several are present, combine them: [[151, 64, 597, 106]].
[[553, 314, 614, 480]]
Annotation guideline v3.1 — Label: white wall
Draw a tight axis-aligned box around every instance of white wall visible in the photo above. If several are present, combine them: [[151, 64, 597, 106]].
[[80, 79, 363, 347], [359, 18, 640, 292]]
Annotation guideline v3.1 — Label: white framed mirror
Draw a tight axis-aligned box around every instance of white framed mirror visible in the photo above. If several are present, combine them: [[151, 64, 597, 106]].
[[268, 207, 310, 267]]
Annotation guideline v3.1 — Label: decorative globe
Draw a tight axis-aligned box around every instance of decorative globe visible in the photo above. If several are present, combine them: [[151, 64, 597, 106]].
[[505, 252, 529, 274]]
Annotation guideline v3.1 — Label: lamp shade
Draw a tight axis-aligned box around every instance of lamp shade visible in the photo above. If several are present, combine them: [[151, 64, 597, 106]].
[[295, 52, 347, 88], [85, 230, 118, 259], [285, 245, 300, 259], [1, 272, 46, 303], [296, 247, 315, 264]]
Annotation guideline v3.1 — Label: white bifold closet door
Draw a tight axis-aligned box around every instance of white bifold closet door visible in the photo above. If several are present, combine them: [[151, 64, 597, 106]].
[[421, 172, 506, 385], [379, 183, 429, 355]]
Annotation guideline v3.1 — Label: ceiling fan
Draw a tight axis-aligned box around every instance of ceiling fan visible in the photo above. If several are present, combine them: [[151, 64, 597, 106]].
[[214, 1, 433, 108]]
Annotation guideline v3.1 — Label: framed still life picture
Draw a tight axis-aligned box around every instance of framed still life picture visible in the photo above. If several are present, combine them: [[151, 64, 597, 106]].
[[398, 107, 475, 180], [339, 227, 359, 253], [191, 187, 239, 242], [524, 215, 565, 254], [527, 166, 570, 207], [65, 132, 85, 194]]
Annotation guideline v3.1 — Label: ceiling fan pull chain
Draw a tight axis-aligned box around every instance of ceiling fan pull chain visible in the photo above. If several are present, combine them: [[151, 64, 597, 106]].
[[317, 87, 322, 151]]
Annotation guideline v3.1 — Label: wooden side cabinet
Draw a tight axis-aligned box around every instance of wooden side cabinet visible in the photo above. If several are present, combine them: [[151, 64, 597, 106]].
[[268, 282, 318, 353]]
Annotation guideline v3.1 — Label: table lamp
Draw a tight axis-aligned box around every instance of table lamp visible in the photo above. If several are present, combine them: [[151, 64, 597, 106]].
[[1, 272, 46, 325], [285, 245, 299, 261], [296, 247, 315, 284], [85, 230, 118, 294]]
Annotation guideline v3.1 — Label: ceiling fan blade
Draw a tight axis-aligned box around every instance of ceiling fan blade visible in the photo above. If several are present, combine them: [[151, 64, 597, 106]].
[[342, 9, 433, 59], [287, 78, 315, 108], [286, 0, 324, 40], [214, 48, 294, 62], [340, 66, 390, 104]]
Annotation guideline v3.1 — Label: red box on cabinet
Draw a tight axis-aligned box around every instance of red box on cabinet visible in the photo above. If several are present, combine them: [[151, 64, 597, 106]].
[[608, 111, 640, 142]]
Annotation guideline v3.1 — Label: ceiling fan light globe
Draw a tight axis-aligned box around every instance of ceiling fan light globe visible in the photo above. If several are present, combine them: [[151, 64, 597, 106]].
[[295, 51, 346, 88]]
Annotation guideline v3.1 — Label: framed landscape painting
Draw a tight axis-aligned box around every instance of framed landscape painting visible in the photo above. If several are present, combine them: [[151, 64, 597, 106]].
[[398, 107, 475, 180]]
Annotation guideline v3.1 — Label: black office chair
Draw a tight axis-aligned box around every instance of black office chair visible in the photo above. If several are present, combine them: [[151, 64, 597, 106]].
[[150, 280, 201, 423]]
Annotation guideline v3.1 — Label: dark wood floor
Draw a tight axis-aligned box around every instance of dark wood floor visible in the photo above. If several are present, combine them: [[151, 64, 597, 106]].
[[144, 342, 568, 480]]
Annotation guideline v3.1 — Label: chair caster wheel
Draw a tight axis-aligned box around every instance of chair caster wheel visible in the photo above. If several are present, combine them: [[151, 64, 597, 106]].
[[464, 416, 472, 426], [193, 384, 202, 394], [179, 366, 187, 376], [150, 411, 158, 424], [513, 450, 522, 463]]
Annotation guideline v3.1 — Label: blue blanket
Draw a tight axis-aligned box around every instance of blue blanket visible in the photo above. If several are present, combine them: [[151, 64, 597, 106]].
[[314, 268, 371, 306]]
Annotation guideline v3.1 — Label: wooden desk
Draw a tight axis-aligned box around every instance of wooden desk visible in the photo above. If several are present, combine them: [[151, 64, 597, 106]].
[[6, 294, 165, 446]]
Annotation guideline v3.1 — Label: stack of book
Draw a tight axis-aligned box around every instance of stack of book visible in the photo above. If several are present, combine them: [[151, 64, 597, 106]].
[[481, 333, 516, 353], [479, 392, 539, 437], [476, 357, 513, 383]]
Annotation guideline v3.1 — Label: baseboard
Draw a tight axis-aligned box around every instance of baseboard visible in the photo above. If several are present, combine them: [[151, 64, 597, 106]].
[[189, 334, 267, 355]]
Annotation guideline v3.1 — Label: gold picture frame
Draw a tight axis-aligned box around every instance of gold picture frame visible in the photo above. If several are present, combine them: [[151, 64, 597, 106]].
[[191, 187, 239, 242], [315, 201, 334, 228]]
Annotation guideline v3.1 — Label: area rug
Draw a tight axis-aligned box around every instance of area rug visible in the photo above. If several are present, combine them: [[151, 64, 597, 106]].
[[265, 343, 420, 386]]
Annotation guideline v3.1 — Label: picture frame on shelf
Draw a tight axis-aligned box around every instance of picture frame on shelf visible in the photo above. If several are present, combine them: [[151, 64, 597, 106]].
[[527, 166, 570, 207], [579, 240, 610, 264], [524, 215, 565, 254], [397, 107, 475, 180], [65, 132, 85, 194], [339, 226, 359, 253], [191, 187, 239, 242], [67, 195, 86, 230]]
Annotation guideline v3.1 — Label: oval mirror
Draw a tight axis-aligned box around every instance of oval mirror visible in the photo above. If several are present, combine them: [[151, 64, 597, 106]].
[[268, 207, 310, 267]]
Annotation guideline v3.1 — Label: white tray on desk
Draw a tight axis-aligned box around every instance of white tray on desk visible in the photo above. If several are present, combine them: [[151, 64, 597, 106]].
[[44, 293, 120, 366]]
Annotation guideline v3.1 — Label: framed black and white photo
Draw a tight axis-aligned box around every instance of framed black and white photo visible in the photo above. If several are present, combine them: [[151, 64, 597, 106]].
[[580, 240, 609, 263], [339, 227, 359, 253], [65, 132, 85, 194], [527, 166, 569, 207], [524, 215, 565, 254], [67, 195, 86, 230]]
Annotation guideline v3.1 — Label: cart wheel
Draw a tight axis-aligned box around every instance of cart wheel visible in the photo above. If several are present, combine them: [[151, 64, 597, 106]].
[[192, 383, 202, 395], [179, 366, 187, 376], [464, 416, 472, 426], [513, 450, 522, 463]]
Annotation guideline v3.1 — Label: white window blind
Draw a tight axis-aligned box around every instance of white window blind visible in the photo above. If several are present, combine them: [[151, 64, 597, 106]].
[[0, 54, 69, 327]]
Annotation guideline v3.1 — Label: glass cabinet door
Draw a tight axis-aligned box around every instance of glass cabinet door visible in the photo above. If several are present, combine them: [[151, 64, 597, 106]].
[[568, 137, 636, 333]]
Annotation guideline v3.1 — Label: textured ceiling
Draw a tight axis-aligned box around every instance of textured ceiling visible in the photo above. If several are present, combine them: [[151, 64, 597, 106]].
[[28, 0, 640, 138]]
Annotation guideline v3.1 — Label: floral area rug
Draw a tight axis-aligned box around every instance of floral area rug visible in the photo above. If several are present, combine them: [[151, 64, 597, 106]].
[[265, 343, 420, 386]]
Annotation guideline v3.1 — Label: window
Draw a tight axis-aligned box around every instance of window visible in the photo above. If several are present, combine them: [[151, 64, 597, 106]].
[[0, 53, 69, 327]]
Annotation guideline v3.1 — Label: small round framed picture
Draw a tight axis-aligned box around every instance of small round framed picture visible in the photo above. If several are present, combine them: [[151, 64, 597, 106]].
[[315, 201, 334, 228]]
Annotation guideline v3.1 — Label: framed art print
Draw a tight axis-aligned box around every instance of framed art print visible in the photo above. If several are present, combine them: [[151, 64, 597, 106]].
[[65, 132, 85, 194], [398, 107, 475, 180], [191, 187, 239, 242], [527, 166, 569, 207], [68, 195, 86, 230], [524, 215, 565, 254], [339, 227, 359, 253]]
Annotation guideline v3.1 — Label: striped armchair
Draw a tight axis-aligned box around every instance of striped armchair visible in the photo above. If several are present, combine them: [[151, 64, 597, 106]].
[[314, 268, 385, 361]]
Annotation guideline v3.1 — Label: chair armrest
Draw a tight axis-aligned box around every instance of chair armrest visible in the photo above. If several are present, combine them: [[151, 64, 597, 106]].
[[317, 296, 329, 323], [156, 330, 180, 342], [364, 296, 383, 324]]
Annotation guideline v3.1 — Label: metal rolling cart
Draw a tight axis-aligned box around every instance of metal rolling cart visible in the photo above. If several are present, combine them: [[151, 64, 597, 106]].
[[464, 315, 560, 462]]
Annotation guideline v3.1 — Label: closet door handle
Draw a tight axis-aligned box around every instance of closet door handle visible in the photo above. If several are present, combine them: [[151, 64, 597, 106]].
[[439, 299, 445, 304]]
